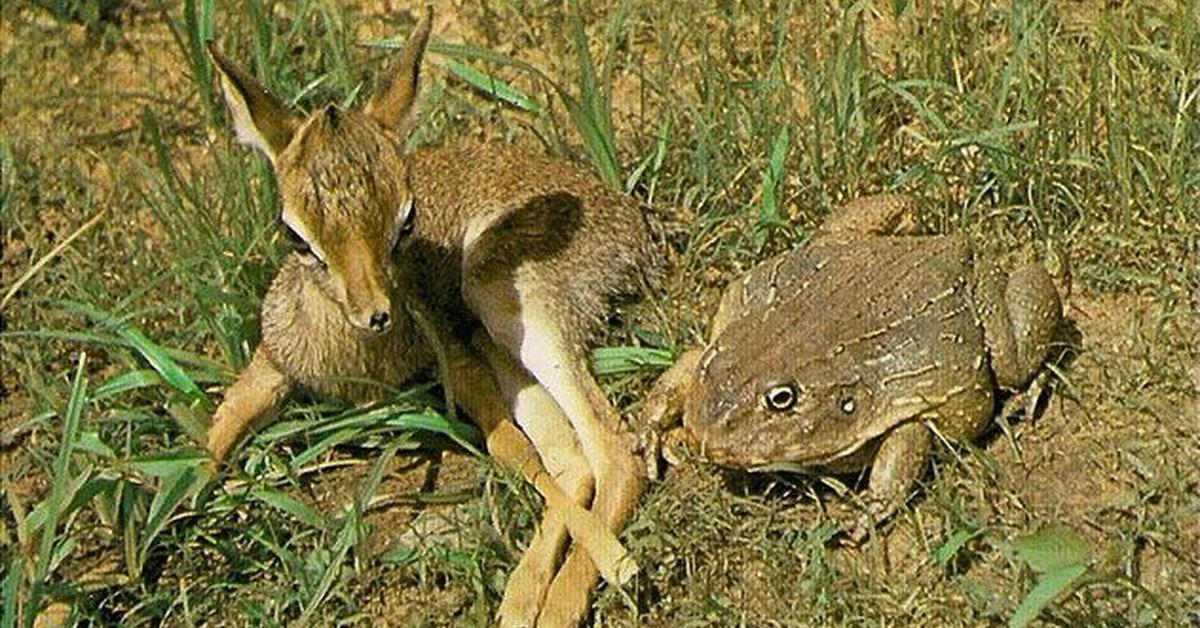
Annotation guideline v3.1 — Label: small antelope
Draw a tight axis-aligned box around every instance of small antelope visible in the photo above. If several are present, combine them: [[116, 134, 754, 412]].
[[205, 7, 659, 626]]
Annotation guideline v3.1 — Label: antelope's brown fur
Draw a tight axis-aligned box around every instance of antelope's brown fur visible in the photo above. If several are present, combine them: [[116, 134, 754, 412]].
[[205, 6, 659, 626]]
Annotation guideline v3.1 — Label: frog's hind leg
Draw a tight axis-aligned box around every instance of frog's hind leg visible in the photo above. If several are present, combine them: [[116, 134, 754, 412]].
[[976, 254, 1064, 390], [817, 194, 924, 238]]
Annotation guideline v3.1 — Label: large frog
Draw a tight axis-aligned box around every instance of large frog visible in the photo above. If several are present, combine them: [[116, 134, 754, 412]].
[[642, 194, 1063, 538]]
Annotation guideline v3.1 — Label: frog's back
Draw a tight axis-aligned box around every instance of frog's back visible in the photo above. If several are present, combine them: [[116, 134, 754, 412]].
[[712, 235, 995, 441]]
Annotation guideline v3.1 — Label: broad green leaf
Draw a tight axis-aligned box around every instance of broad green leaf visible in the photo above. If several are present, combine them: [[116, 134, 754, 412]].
[[1007, 524, 1093, 628], [1008, 564, 1088, 628], [1012, 523, 1091, 573]]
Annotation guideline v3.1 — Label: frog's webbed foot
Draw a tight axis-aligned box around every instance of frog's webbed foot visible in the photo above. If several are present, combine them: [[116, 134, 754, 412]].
[[840, 421, 932, 544], [638, 348, 702, 481], [844, 499, 891, 545], [998, 366, 1058, 427]]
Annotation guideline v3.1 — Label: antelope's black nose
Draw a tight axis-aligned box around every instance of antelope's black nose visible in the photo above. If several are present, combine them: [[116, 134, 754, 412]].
[[369, 310, 391, 333]]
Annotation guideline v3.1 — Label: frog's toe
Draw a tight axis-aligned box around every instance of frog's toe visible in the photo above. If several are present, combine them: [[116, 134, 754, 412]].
[[998, 367, 1056, 425], [638, 430, 664, 481], [843, 516, 872, 545]]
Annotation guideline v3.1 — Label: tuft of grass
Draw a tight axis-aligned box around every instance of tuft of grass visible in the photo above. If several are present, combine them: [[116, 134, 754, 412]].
[[367, 0, 631, 187]]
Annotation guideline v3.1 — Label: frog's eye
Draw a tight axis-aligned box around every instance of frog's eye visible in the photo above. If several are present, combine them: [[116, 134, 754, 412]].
[[764, 384, 798, 412]]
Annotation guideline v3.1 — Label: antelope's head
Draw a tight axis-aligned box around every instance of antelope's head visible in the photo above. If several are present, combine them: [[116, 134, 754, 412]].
[[208, 7, 433, 335]]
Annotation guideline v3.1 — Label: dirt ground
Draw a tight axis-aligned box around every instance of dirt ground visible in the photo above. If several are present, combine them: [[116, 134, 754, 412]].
[[1, 1, 1197, 626]]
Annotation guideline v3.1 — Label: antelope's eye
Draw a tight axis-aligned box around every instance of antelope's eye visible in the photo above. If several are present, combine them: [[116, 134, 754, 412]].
[[282, 223, 310, 254], [398, 206, 416, 238], [764, 384, 798, 412], [393, 198, 416, 251]]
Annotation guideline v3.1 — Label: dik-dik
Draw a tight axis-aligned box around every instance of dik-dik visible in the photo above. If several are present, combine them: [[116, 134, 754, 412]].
[[204, 7, 659, 627]]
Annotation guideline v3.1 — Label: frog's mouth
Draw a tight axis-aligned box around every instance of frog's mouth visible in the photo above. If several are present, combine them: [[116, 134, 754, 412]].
[[688, 409, 921, 471], [687, 429, 869, 469]]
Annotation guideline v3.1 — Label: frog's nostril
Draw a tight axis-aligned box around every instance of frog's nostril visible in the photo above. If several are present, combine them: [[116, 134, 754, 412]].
[[369, 310, 391, 332]]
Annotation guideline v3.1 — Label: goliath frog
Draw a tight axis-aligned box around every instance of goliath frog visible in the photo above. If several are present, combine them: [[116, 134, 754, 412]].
[[643, 194, 1064, 538]]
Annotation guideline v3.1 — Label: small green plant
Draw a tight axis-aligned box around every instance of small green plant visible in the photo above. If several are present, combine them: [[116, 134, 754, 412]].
[[1005, 524, 1093, 628], [754, 124, 792, 248]]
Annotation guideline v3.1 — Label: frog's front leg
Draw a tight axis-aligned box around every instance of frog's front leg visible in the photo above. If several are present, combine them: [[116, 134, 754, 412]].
[[639, 348, 702, 480], [848, 421, 932, 542], [817, 193, 923, 238]]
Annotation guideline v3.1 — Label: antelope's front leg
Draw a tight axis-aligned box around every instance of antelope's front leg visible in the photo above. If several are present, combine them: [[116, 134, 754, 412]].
[[206, 349, 293, 465]]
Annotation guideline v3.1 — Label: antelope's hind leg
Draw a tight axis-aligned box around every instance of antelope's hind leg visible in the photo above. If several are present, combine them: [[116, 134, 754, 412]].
[[474, 332, 594, 628], [467, 274, 645, 627]]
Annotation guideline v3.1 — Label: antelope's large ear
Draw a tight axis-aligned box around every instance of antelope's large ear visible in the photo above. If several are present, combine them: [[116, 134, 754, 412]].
[[207, 42, 299, 164], [365, 5, 433, 135]]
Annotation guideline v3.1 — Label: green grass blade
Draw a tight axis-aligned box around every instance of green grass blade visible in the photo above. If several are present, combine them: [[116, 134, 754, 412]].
[[76, 432, 115, 459], [441, 59, 542, 113], [28, 353, 89, 624], [755, 125, 791, 245], [296, 446, 397, 626], [624, 119, 671, 197], [0, 329, 228, 377], [591, 346, 675, 376], [184, 0, 218, 126], [935, 526, 984, 567], [403, 36, 621, 184], [249, 488, 327, 530], [566, 0, 619, 185], [2, 556, 19, 628], [125, 450, 211, 478], [137, 465, 203, 578], [62, 301, 209, 407], [285, 409, 477, 470], [91, 369, 165, 402]]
